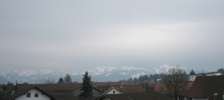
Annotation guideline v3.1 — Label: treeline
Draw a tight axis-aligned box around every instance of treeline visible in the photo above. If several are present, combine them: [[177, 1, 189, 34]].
[[125, 68, 224, 84], [57, 74, 73, 84]]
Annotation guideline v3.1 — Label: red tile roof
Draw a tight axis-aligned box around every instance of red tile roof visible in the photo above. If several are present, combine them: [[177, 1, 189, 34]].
[[101, 92, 172, 100], [181, 75, 224, 98]]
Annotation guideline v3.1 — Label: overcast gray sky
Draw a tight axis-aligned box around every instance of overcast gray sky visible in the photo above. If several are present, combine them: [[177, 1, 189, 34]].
[[0, 0, 224, 74]]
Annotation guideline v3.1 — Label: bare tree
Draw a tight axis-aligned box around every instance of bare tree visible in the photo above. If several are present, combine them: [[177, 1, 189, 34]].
[[161, 67, 188, 100]]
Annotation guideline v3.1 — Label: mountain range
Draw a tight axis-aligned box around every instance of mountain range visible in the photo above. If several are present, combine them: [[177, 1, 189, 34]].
[[0, 65, 186, 84], [0, 66, 154, 84]]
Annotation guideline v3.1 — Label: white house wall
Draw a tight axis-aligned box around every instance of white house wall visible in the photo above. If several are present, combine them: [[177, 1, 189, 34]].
[[106, 88, 122, 94], [16, 89, 51, 100]]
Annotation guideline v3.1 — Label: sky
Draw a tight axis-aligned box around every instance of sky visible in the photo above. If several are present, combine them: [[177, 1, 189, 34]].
[[0, 0, 224, 75]]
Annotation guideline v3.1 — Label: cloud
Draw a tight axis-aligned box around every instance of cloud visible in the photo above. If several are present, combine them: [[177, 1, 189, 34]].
[[0, 0, 224, 73]]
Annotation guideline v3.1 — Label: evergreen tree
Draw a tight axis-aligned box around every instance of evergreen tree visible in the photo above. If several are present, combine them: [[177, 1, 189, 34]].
[[190, 69, 196, 75], [79, 72, 93, 98], [58, 78, 64, 84]]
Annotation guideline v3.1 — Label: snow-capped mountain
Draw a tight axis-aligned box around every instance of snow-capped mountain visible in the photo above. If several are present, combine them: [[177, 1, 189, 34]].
[[0, 65, 183, 84], [88, 66, 150, 81], [0, 66, 154, 84]]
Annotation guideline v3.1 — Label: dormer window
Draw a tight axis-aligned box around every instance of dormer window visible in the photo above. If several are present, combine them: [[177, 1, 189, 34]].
[[35, 93, 39, 97], [26, 93, 31, 97]]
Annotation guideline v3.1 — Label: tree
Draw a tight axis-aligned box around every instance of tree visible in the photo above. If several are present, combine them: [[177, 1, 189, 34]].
[[57, 78, 64, 84], [0, 86, 4, 99], [189, 69, 196, 75], [44, 78, 55, 84], [64, 74, 72, 83], [161, 67, 188, 100], [79, 72, 93, 98], [0, 84, 14, 99], [217, 68, 224, 74], [142, 83, 150, 93]]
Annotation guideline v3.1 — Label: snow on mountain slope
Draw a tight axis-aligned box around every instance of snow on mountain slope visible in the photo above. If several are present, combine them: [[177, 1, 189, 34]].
[[0, 65, 170, 83]]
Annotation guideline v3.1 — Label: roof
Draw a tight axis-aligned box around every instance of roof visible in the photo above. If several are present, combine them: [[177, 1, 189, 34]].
[[181, 75, 224, 98], [14, 84, 81, 100], [104, 87, 122, 94], [14, 87, 55, 100], [96, 84, 145, 94], [14, 83, 166, 100], [196, 72, 223, 77], [14, 83, 102, 100], [101, 92, 172, 100], [15, 83, 80, 93]]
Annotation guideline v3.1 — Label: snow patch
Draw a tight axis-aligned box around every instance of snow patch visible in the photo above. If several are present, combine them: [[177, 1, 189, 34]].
[[155, 64, 186, 74]]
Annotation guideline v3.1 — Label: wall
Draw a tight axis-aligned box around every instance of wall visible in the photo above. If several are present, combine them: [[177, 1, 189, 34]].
[[15, 89, 51, 100], [106, 88, 122, 94]]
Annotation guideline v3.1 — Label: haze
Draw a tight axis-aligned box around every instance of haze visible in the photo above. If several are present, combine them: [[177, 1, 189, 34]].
[[0, 0, 224, 75]]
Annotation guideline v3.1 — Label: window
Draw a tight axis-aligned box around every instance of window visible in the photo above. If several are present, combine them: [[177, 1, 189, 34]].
[[113, 91, 115, 94], [34, 93, 39, 97], [26, 93, 31, 97]]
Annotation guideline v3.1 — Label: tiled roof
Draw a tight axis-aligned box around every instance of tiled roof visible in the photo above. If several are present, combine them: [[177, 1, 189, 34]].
[[14, 84, 81, 100], [182, 75, 224, 98], [96, 84, 145, 93], [14, 83, 169, 100], [101, 92, 172, 100], [14, 87, 55, 100]]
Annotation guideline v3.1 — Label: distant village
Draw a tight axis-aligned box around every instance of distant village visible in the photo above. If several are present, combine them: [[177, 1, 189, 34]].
[[0, 68, 224, 100]]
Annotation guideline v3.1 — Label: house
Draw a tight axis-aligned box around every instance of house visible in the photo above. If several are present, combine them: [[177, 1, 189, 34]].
[[189, 72, 223, 81], [14, 87, 55, 100], [13, 84, 79, 100], [13, 83, 170, 100], [104, 87, 122, 94], [97, 84, 145, 94], [14, 84, 103, 100], [153, 84, 160, 92], [178, 75, 224, 100], [99, 92, 172, 100]]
